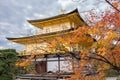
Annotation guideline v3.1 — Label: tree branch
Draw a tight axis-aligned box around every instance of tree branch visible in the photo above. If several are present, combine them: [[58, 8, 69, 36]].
[[105, 0, 120, 12], [86, 55, 120, 72]]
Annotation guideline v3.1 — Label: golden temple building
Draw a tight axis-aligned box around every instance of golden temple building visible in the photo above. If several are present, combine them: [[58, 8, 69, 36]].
[[7, 9, 87, 80]]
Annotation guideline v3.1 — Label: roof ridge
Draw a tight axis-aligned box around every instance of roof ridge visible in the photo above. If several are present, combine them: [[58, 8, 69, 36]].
[[27, 8, 79, 23]]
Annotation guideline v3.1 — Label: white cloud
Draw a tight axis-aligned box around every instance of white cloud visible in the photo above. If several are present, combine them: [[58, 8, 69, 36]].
[[0, 46, 4, 49], [26, 5, 33, 10], [33, 13, 46, 19], [0, 22, 11, 26], [58, 0, 74, 8]]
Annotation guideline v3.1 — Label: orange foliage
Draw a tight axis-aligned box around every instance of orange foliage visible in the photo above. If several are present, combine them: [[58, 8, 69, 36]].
[[66, 9, 120, 79], [112, 2, 119, 8], [18, 60, 32, 67]]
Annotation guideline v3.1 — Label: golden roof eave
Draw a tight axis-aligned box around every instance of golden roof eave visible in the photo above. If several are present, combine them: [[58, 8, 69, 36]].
[[27, 9, 87, 29], [6, 28, 76, 44]]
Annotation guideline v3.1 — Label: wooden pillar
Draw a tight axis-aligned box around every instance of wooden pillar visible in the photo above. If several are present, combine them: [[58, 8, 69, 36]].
[[46, 55, 48, 72], [58, 55, 60, 72], [72, 57, 75, 72]]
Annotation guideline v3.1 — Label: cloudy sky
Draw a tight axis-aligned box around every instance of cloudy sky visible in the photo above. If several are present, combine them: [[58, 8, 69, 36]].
[[0, 0, 111, 50]]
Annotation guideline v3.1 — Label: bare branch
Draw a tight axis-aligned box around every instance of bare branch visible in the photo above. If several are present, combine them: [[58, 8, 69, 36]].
[[105, 0, 120, 12]]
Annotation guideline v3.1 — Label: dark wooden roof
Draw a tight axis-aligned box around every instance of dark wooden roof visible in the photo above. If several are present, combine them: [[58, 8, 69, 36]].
[[28, 8, 85, 24]]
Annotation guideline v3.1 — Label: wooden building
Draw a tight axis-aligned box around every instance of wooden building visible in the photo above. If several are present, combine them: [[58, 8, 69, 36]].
[[7, 9, 87, 80]]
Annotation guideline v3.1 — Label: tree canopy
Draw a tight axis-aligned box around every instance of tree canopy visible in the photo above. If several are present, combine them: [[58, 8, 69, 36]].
[[0, 49, 18, 80]]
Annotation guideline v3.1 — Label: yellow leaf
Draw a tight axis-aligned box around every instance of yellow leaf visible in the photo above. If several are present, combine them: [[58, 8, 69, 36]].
[[97, 47, 107, 56]]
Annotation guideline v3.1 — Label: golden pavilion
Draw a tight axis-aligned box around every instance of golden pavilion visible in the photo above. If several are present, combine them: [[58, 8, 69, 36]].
[[7, 9, 87, 80]]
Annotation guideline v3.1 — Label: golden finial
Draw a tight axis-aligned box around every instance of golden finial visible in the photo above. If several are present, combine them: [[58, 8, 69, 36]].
[[60, 9, 65, 14]]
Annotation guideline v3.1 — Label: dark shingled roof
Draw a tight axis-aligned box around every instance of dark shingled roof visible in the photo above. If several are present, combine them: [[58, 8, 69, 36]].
[[27, 8, 85, 23]]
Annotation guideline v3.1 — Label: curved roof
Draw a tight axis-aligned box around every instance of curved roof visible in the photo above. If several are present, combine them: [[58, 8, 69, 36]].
[[28, 9, 85, 23], [27, 9, 87, 29]]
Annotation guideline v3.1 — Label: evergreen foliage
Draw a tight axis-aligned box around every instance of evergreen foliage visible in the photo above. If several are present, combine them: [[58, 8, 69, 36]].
[[0, 49, 18, 80]]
